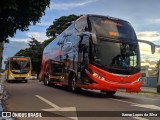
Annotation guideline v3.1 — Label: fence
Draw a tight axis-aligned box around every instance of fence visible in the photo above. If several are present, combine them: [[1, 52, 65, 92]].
[[142, 77, 158, 87]]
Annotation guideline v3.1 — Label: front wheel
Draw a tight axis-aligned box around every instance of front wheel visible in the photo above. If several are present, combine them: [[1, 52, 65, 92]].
[[68, 75, 81, 92]]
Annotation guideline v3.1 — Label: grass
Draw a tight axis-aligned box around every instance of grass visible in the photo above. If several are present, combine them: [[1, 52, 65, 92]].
[[140, 90, 160, 95]]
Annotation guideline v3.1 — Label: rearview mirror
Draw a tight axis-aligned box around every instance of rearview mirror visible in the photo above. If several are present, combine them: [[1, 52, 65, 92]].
[[138, 39, 156, 54], [76, 32, 91, 37]]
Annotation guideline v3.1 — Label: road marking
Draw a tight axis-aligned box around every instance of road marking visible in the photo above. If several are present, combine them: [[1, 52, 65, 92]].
[[35, 95, 78, 120], [35, 95, 60, 110], [112, 99, 135, 104], [132, 117, 149, 120], [112, 98, 160, 110], [131, 104, 160, 110], [111, 98, 160, 120]]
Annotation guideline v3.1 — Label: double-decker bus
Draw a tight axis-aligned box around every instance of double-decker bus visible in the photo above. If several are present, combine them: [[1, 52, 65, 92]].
[[39, 14, 154, 95], [5, 56, 32, 83]]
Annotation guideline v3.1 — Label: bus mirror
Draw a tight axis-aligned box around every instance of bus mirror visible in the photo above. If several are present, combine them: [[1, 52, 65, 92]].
[[151, 44, 155, 54], [76, 32, 91, 37], [138, 39, 156, 54]]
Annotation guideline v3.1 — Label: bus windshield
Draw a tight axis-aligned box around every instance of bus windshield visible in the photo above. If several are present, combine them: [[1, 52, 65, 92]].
[[89, 16, 137, 41], [92, 40, 140, 75], [10, 58, 30, 74]]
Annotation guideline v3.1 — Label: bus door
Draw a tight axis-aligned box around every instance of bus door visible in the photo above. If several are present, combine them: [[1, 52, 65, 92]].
[[61, 36, 73, 82], [77, 36, 90, 84]]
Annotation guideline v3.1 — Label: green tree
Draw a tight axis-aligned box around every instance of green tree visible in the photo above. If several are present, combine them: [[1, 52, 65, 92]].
[[15, 37, 43, 76], [42, 37, 54, 48], [14, 14, 81, 76], [15, 37, 54, 76], [0, 0, 50, 73], [0, 0, 50, 42], [46, 14, 80, 37]]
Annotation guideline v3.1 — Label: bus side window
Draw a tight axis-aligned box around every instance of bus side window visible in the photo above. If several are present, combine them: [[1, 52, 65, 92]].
[[75, 16, 88, 32]]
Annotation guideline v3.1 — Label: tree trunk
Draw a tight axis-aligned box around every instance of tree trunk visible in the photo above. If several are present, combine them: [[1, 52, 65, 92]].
[[0, 42, 4, 74]]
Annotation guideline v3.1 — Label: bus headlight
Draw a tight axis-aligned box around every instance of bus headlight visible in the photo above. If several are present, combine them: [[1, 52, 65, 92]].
[[132, 77, 141, 83], [92, 72, 106, 80]]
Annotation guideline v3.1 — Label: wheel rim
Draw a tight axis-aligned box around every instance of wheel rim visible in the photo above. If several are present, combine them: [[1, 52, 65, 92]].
[[71, 78, 76, 91], [46, 76, 49, 85], [44, 76, 48, 85]]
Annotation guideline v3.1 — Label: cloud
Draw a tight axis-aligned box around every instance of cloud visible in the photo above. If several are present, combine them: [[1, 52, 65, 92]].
[[9, 38, 30, 42], [136, 31, 160, 41], [26, 32, 48, 42], [136, 31, 160, 67], [137, 31, 160, 54], [50, 0, 98, 10], [141, 59, 157, 67], [145, 18, 160, 24], [36, 21, 52, 27], [9, 32, 48, 43]]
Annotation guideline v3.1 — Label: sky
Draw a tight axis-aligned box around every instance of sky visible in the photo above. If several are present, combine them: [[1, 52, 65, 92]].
[[3, 0, 160, 68]]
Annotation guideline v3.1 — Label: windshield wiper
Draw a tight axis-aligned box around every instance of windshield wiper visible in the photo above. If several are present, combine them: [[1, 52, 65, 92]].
[[98, 36, 121, 42], [98, 36, 137, 44]]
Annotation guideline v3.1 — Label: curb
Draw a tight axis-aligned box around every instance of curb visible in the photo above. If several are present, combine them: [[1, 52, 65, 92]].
[[0, 76, 13, 120], [0, 84, 4, 111]]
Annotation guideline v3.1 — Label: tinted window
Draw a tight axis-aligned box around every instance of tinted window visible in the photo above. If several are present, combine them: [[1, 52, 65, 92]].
[[75, 16, 88, 32], [92, 41, 140, 74], [10, 60, 30, 74], [89, 16, 137, 41]]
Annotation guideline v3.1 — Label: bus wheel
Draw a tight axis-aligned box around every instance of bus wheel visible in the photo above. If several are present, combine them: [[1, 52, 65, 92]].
[[45, 75, 51, 86], [71, 77, 76, 91], [69, 76, 81, 92], [7, 80, 10, 83], [25, 80, 28, 83]]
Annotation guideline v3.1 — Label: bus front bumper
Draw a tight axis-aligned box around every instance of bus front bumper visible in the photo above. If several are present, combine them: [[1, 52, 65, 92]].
[[85, 70, 142, 93], [8, 76, 30, 80]]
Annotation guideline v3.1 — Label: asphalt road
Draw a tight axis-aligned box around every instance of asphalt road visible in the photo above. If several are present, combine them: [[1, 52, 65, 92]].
[[3, 79, 160, 120]]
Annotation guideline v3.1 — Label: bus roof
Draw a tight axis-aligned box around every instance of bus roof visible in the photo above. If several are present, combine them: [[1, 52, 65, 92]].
[[77, 14, 129, 23]]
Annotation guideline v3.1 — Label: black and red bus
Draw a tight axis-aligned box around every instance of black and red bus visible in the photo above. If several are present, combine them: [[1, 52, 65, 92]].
[[39, 14, 154, 95]]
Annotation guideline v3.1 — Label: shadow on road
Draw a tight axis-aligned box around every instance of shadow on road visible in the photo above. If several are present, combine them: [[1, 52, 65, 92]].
[[5, 80, 27, 84], [45, 84, 132, 100]]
